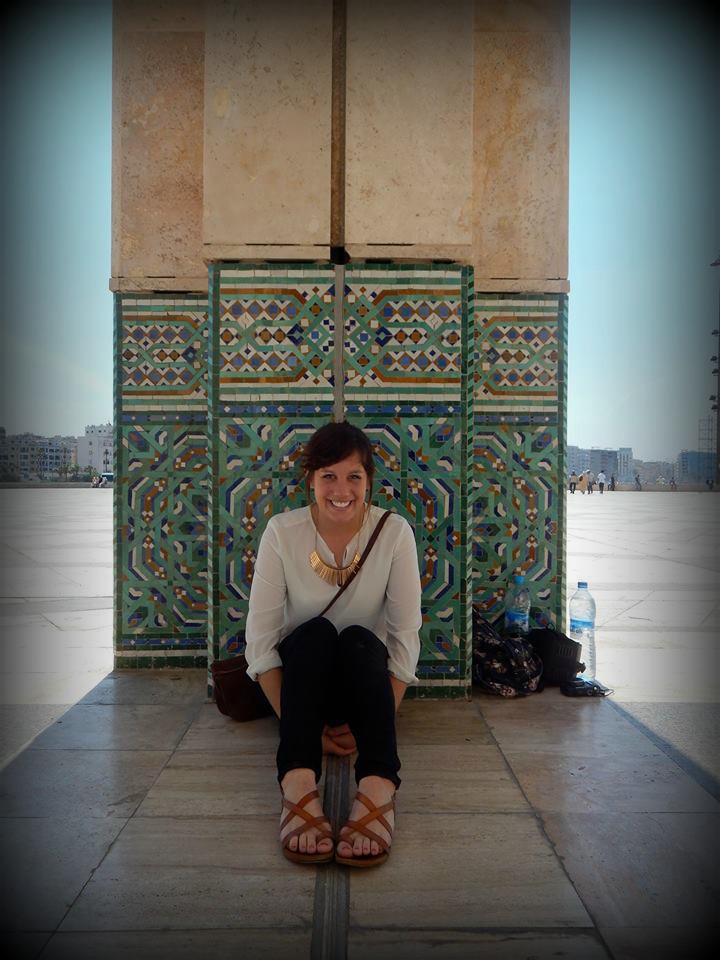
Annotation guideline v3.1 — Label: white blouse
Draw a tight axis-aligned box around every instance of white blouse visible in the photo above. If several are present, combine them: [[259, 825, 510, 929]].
[[244, 505, 422, 684]]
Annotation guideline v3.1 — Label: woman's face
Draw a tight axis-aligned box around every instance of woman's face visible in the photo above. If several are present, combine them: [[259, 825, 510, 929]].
[[310, 452, 368, 531]]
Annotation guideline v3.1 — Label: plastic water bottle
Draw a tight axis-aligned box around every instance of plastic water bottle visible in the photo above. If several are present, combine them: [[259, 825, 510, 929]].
[[569, 581, 596, 679], [504, 574, 530, 638]]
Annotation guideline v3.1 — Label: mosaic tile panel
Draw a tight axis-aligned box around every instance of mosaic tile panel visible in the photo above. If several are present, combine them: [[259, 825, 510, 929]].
[[213, 263, 337, 404], [472, 294, 567, 631], [211, 413, 330, 661], [474, 295, 562, 413], [344, 265, 465, 405], [345, 265, 474, 698], [114, 276, 567, 694], [119, 296, 209, 412], [208, 264, 336, 664], [114, 294, 210, 666]]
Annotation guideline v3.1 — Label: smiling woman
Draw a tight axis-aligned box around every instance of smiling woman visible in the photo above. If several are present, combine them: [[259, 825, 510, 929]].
[[244, 420, 422, 869]]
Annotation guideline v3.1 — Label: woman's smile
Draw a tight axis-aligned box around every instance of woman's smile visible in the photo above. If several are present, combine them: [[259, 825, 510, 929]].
[[311, 454, 368, 530]]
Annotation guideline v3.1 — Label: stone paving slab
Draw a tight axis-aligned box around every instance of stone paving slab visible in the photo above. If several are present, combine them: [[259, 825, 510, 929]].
[[58, 816, 317, 932], [38, 929, 313, 960], [347, 929, 610, 960], [348, 812, 591, 930], [541, 811, 720, 929]]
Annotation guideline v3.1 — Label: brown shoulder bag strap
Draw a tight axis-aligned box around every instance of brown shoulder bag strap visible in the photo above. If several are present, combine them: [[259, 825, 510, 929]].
[[318, 510, 393, 618]]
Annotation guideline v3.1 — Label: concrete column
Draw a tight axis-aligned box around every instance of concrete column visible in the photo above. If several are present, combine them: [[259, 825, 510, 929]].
[[111, 0, 206, 291], [203, 0, 333, 260]]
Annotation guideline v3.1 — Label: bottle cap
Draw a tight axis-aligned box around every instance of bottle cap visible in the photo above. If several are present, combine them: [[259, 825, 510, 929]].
[[514, 574, 525, 584], [578, 581, 588, 588]]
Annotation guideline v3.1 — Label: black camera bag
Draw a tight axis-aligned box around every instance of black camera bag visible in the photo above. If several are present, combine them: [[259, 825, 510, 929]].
[[527, 627, 584, 685]]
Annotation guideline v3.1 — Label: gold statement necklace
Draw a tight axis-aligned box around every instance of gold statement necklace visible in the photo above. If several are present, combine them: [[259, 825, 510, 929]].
[[309, 503, 367, 586]]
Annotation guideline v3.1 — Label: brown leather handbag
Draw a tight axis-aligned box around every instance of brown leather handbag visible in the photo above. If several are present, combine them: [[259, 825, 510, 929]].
[[211, 510, 392, 721]]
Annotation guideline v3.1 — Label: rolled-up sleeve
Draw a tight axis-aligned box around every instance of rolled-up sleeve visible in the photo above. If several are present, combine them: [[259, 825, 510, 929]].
[[244, 519, 287, 680], [383, 519, 422, 684]]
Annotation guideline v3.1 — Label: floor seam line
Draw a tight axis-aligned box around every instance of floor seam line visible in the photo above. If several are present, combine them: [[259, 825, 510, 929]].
[[310, 754, 350, 960]]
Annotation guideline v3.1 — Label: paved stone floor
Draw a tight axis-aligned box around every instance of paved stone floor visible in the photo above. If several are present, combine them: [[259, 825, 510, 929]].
[[0, 488, 718, 959]]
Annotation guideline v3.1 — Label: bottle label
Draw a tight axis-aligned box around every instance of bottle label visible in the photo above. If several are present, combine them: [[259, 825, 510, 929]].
[[505, 611, 529, 626], [570, 618, 593, 632]]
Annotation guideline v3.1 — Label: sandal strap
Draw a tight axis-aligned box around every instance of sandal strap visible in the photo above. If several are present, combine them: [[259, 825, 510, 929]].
[[280, 788, 333, 847], [340, 790, 395, 853]]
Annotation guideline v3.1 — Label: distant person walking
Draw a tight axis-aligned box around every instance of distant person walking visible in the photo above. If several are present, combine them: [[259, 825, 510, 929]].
[[597, 470, 606, 494], [577, 471, 588, 495], [569, 471, 578, 494], [634, 474, 642, 491], [670, 477, 677, 490], [609, 474, 616, 491], [587, 472, 595, 494]]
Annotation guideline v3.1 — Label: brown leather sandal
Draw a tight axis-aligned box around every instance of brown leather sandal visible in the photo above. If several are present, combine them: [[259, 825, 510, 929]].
[[280, 788, 335, 865], [334, 790, 395, 868]]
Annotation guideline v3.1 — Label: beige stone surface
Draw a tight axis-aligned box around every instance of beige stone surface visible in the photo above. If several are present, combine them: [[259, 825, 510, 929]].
[[115, 0, 204, 32], [399, 743, 530, 813], [541, 812, 720, 928], [350, 813, 590, 929], [41, 929, 312, 960], [135, 751, 278, 817], [348, 929, 608, 960], [203, 0, 333, 250], [477, 690, 659, 756], [345, 0, 474, 246], [0, 817, 125, 931], [112, 7, 206, 287], [397, 698, 493, 745], [176, 702, 279, 753], [502, 749, 720, 814], [472, 0, 569, 283], [59, 815, 316, 931]]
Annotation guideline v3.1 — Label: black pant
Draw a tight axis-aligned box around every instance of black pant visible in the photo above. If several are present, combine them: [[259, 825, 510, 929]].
[[277, 616, 401, 789]]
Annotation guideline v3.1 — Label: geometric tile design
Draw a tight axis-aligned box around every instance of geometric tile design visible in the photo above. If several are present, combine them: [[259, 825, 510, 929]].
[[114, 294, 210, 666], [344, 265, 465, 405], [475, 295, 562, 413], [345, 264, 474, 697], [208, 263, 337, 668], [114, 277, 567, 698], [212, 414, 329, 662], [473, 294, 567, 631], [213, 264, 337, 403], [118, 295, 209, 411]]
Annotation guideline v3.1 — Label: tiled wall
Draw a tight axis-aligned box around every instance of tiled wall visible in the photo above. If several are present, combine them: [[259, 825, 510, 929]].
[[114, 268, 566, 695], [114, 294, 210, 666], [341, 265, 474, 695], [206, 262, 473, 697], [472, 293, 567, 629]]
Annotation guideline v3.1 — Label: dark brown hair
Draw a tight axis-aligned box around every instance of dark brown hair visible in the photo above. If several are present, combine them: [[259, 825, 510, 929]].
[[302, 421, 375, 500]]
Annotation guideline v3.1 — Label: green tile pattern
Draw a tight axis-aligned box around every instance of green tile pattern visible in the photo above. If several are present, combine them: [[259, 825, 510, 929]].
[[344, 264, 474, 697], [208, 264, 336, 664], [114, 294, 210, 664], [114, 276, 567, 696], [472, 293, 567, 630]]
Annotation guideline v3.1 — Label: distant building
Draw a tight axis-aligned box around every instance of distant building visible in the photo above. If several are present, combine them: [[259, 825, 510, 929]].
[[567, 446, 620, 479], [676, 450, 715, 484], [76, 423, 114, 475], [0, 429, 76, 480], [617, 448, 633, 482], [636, 460, 673, 484]]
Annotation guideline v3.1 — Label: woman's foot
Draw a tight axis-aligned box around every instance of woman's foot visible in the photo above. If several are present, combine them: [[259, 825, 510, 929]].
[[280, 768, 334, 863], [336, 775, 395, 867]]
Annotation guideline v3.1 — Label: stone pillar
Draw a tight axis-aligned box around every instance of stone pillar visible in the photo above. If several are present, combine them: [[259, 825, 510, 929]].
[[111, 0, 571, 679], [111, 0, 206, 291]]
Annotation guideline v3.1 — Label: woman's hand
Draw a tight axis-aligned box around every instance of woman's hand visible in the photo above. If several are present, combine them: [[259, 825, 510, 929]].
[[322, 723, 356, 756]]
